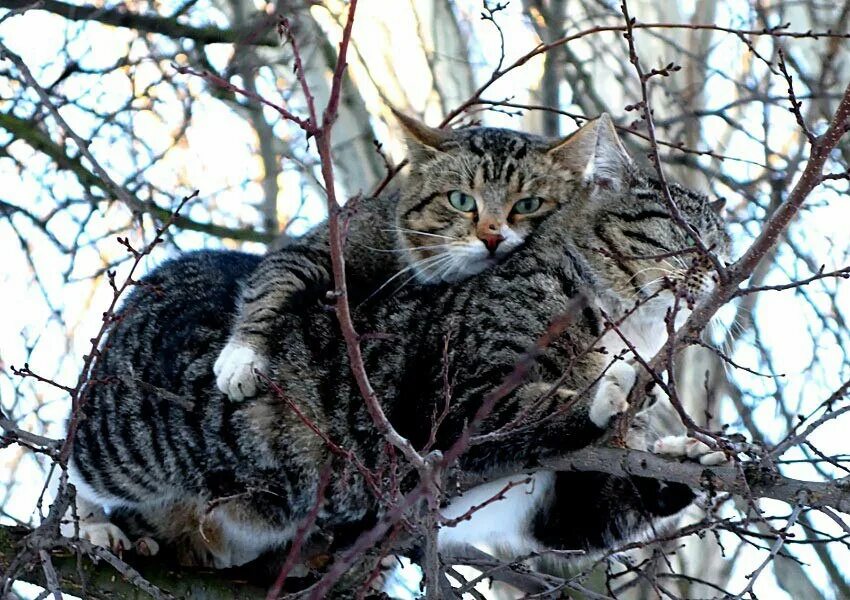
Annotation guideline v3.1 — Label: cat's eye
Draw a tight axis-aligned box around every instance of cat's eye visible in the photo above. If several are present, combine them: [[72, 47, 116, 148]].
[[512, 196, 543, 215], [447, 190, 477, 213]]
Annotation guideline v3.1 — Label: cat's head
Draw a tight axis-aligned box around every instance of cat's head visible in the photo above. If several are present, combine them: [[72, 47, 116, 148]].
[[559, 116, 730, 309], [392, 111, 584, 283]]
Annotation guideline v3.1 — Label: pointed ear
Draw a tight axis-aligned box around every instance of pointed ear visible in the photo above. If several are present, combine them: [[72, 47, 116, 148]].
[[709, 197, 726, 214], [391, 107, 450, 163], [547, 114, 632, 189]]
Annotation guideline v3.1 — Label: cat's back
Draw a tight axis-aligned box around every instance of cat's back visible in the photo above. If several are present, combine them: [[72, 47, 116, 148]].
[[71, 250, 262, 502], [100, 250, 260, 386]]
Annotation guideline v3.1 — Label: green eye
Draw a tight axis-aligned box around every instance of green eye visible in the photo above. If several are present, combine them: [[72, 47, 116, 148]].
[[448, 190, 477, 212], [512, 196, 543, 215]]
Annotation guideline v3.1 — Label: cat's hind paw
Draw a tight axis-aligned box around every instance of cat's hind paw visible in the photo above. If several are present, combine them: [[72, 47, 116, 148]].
[[368, 555, 400, 594], [589, 360, 635, 427], [77, 521, 133, 554], [135, 536, 160, 557], [213, 341, 268, 401], [653, 435, 727, 466]]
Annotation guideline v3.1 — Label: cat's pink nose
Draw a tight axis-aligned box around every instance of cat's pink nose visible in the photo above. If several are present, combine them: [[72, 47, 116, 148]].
[[479, 233, 504, 254]]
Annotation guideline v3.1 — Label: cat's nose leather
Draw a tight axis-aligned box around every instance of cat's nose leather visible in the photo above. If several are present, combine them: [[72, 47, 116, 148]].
[[479, 233, 504, 254]]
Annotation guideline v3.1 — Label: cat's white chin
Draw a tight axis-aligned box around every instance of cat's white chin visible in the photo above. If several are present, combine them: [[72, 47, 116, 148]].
[[412, 252, 495, 284], [437, 257, 497, 283]]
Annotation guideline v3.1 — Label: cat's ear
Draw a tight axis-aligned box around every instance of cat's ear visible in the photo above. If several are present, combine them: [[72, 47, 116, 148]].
[[391, 107, 450, 163], [709, 197, 726, 214], [547, 114, 632, 189]]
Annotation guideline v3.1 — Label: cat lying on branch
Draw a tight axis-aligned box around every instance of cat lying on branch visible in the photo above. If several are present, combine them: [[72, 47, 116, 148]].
[[64, 116, 728, 581]]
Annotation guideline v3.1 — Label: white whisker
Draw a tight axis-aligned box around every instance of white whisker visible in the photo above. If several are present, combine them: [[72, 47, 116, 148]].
[[384, 227, 458, 241], [388, 258, 453, 298], [620, 276, 668, 301], [353, 242, 459, 254], [613, 266, 679, 296], [360, 253, 451, 303], [429, 255, 464, 283], [418, 254, 458, 284]]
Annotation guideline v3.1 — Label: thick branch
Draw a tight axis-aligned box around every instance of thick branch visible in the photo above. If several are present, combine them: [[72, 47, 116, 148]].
[[0, 0, 278, 46], [0, 527, 269, 600], [453, 446, 850, 515]]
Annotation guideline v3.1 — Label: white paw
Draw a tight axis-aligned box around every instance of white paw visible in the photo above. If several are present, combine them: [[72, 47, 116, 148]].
[[370, 555, 400, 592], [213, 341, 268, 401], [589, 360, 636, 427], [78, 521, 132, 554], [653, 435, 727, 466], [135, 536, 160, 557]]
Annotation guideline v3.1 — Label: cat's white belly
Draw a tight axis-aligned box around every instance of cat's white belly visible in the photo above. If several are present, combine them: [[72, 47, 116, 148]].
[[212, 511, 296, 567], [438, 471, 554, 557]]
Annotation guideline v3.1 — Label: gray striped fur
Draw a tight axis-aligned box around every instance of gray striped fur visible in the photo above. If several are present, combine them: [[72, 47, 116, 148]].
[[68, 117, 729, 571]]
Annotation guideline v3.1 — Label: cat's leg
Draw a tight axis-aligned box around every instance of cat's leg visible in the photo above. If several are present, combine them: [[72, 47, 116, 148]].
[[107, 506, 162, 557], [369, 555, 402, 595], [132, 497, 292, 568], [438, 471, 554, 558], [626, 389, 727, 465], [62, 497, 160, 557], [134, 536, 160, 556], [214, 246, 331, 401], [122, 498, 226, 568], [117, 498, 229, 568], [623, 384, 681, 451], [59, 464, 160, 558], [588, 359, 636, 427], [60, 464, 141, 554]]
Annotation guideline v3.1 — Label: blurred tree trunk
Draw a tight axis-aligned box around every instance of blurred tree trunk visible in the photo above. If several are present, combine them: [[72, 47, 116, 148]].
[[301, 6, 384, 196], [415, 0, 476, 116], [522, 0, 566, 136]]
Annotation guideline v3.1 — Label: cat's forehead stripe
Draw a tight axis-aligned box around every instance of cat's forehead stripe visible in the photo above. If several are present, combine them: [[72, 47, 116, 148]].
[[455, 129, 538, 184]]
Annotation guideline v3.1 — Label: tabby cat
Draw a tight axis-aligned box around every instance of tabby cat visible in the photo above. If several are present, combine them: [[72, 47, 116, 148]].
[[215, 111, 579, 401], [66, 116, 729, 575]]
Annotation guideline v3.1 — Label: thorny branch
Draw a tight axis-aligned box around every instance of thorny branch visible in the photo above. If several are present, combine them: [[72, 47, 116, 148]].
[[2, 193, 199, 599], [613, 27, 850, 440]]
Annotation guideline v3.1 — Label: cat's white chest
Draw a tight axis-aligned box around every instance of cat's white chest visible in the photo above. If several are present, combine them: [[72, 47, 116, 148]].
[[596, 297, 687, 360], [438, 471, 554, 557]]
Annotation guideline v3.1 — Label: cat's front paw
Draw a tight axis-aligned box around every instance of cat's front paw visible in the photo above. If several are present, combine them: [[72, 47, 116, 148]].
[[589, 360, 636, 427], [214, 341, 268, 401], [653, 435, 727, 466]]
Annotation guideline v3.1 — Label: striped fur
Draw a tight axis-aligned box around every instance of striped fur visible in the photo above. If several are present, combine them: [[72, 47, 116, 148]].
[[69, 118, 729, 572], [215, 119, 585, 400]]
